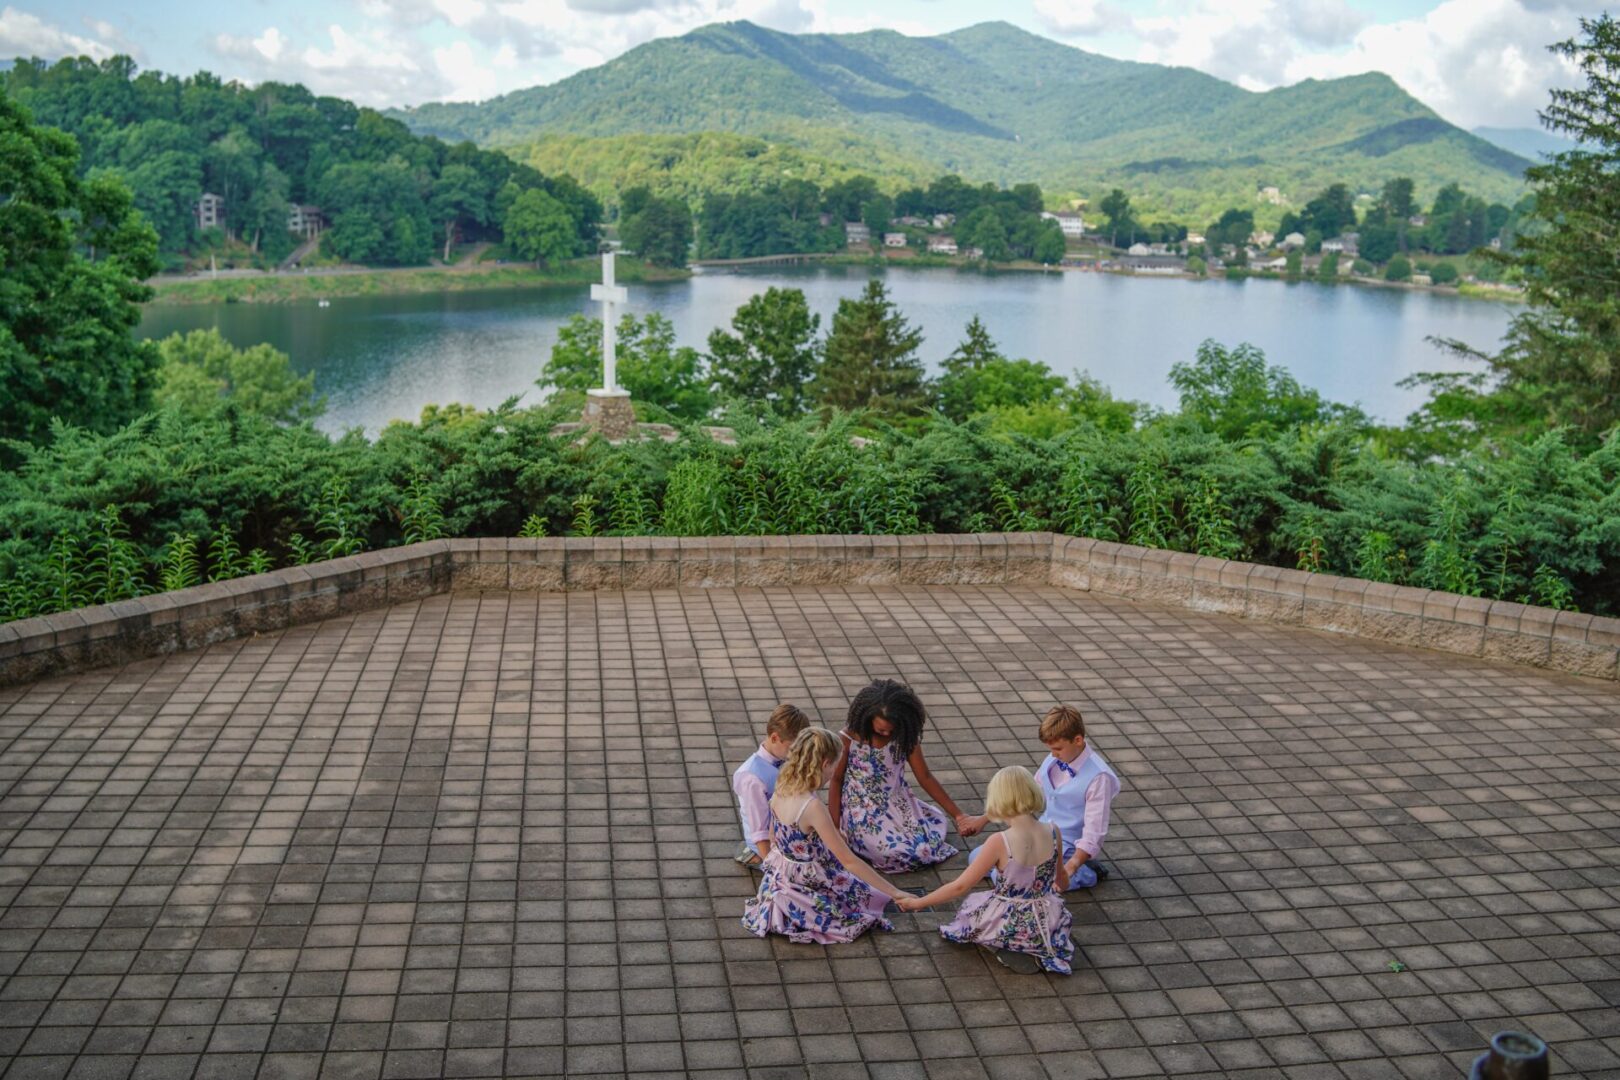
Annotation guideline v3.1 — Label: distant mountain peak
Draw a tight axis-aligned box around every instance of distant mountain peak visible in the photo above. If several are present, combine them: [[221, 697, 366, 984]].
[[391, 19, 1530, 211]]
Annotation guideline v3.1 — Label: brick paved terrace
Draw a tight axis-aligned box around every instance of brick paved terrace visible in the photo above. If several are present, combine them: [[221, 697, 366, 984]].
[[1, 584, 1618, 1080]]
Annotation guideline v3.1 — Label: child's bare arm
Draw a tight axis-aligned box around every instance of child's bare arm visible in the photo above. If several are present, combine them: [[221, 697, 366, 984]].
[[898, 836, 1001, 910], [1053, 826, 1070, 892], [802, 799, 908, 901], [907, 745, 978, 834], [829, 734, 851, 826]]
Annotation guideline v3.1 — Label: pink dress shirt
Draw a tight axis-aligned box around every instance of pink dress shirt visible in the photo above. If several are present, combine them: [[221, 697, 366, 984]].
[[733, 747, 781, 846], [1047, 746, 1119, 859]]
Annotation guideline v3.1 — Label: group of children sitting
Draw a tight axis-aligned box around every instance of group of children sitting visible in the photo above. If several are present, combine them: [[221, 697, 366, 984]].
[[731, 678, 1120, 975]]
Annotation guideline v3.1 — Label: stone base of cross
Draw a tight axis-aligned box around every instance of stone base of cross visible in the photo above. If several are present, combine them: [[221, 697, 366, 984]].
[[584, 251, 635, 440]]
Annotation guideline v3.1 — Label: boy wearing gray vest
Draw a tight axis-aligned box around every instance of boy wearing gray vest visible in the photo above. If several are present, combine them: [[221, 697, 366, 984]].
[[1033, 705, 1120, 889], [732, 703, 811, 867]]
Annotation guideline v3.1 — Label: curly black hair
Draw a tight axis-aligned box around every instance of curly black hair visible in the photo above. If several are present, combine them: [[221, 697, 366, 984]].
[[845, 678, 927, 758]]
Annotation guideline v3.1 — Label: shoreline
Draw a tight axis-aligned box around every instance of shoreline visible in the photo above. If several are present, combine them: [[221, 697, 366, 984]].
[[145, 259, 691, 306], [705, 249, 1528, 304]]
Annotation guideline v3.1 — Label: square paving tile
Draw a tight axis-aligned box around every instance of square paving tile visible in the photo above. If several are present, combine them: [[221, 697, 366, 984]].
[[3, 585, 1618, 1079]]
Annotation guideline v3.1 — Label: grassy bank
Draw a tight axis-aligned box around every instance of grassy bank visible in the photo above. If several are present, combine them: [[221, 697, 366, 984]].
[[147, 259, 689, 306]]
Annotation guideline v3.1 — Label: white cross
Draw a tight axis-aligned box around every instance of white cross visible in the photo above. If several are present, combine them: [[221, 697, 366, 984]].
[[589, 251, 629, 392]]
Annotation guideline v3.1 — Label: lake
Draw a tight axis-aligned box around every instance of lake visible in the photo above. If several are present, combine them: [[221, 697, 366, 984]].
[[137, 265, 1516, 436]]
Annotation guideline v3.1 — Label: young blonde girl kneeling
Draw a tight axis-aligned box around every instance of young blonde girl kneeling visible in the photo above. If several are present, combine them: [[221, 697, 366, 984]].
[[743, 728, 914, 944], [899, 766, 1075, 974]]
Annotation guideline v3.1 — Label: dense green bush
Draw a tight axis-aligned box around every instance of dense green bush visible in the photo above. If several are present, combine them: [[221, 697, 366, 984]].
[[3, 392, 1615, 621]]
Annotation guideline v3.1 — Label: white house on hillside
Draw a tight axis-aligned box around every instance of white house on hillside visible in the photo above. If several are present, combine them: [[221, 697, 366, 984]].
[[927, 235, 958, 255], [1127, 242, 1152, 257], [1042, 211, 1085, 238], [1321, 233, 1359, 256], [288, 204, 325, 239], [883, 232, 907, 248], [844, 221, 870, 246], [1279, 232, 1307, 250], [196, 192, 224, 232]]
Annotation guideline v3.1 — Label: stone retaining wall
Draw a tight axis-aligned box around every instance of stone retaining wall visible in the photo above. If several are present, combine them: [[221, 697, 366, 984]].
[[3, 534, 1614, 685]]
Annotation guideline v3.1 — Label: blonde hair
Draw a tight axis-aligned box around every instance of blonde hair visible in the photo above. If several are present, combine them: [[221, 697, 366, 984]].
[[775, 727, 840, 797], [1039, 705, 1086, 743], [984, 766, 1045, 821], [765, 703, 811, 741]]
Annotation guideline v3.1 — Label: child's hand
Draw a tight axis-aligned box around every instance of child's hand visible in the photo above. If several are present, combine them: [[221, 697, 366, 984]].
[[956, 813, 988, 838], [897, 894, 929, 912]]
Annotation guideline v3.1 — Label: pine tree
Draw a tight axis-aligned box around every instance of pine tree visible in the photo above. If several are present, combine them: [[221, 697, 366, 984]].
[[814, 279, 930, 418], [1483, 15, 1620, 444]]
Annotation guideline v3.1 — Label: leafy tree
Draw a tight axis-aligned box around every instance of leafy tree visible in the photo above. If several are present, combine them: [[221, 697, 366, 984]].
[[1316, 251, 1340, 282], [1380, 177, 1416, 222], [621, 195, 692, 268], [707, 288, 821, 415], [318, 159, 432, 266], [861, 195, 893, 239], [155, 329, 324, 423], [539, 313, 711, 420], [1385, 255, 1412, 281], [1300, 183, 1356, 239], [1033, 219, 1066, 264], [1429, 262, 1460, 285], [1359, 224, 1399, 264], [0, 88, 161, 451], [430, 164, 490, 263], [1098, 188, 1134, 247], [1170, 340, 1364, 439], [1206, 208, 1254, 250], [963, 207, 1010, 261], [815, 279, 930, 419], [504, 187, 576, 266]]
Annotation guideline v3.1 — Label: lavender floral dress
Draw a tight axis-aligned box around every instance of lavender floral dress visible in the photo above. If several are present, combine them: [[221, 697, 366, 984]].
[[940, 829, 1074, 975], [742, 796, 893, 944], [839, 737, 957, 873]]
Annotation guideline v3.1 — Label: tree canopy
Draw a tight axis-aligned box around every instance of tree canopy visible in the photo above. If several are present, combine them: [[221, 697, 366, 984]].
[[0, 56, 601, 266], [0, 85, 161, 452]]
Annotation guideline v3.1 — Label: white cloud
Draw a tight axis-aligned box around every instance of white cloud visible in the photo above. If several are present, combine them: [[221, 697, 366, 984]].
[[433, 39, 499, 100], [0, 6, 117, 60], [252, 27, 284, 63], [212, 23, 429, 106], [1286, 0, 1587, 129], [1084, 0, 1585, 128], [1032, 0, 1125, 37]]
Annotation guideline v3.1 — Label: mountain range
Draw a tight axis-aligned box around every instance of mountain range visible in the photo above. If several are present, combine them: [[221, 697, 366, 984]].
[[393, 20, 1531, 216], [1471, 126, 1576, 161]]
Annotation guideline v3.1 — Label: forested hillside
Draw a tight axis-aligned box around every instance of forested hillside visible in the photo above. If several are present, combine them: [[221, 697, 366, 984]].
[[0, 57, 603, 267], [394, 19, 1531, 219]]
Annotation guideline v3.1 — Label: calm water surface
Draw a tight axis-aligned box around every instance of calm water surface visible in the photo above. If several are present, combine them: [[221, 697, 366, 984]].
[[137, 265, 1516, 436]]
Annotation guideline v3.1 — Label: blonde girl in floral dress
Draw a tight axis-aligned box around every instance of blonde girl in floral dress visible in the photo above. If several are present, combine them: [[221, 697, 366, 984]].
[[830, 679, 983, 873], [899, 766, 1075, 975], [743, 728, 914, 944]]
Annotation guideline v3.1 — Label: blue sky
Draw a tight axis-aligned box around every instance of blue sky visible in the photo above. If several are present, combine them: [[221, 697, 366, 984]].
[[1, 1, 1602, 128]]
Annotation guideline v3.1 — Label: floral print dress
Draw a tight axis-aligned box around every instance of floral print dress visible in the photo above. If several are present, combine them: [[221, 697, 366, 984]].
[[839, 736, 957, 873], [742, 795, 893, 944], [940, 829, 1075, 975]]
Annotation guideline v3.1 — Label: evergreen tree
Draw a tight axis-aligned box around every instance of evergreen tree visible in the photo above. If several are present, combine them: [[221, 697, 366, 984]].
[[814, 279, 929, 418], [707, 288, 821, 415], [1449, 15, 1620, 445]]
